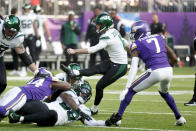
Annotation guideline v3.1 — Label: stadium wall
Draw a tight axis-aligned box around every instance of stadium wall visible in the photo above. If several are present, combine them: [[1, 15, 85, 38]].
[[46, 12, 196, 46]]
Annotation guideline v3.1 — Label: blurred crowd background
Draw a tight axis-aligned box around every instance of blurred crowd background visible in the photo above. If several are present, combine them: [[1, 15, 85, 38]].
[[0, 0, 196, 74]]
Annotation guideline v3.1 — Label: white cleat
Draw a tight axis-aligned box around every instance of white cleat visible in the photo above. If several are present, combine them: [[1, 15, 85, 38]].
[[19, 71, 27, 77], [175, 116, 186, 126], [8, 70, 19, 76]]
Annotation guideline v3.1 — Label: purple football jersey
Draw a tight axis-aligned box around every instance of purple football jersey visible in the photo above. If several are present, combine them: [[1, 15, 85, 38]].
[[131, 34, 170, 70], [19, 77, 56, 101]]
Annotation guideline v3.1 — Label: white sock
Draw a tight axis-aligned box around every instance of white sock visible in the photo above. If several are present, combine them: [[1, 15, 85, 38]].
[[21, 67, 26, 72], [19, 116, 24, 122], [91, 105, 98, 111], [73, 70, 80, 75], [36, 61, 40, 68]]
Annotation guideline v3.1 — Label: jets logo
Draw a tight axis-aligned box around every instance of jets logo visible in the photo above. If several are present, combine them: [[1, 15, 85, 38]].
[[100, 16, 111, 21]]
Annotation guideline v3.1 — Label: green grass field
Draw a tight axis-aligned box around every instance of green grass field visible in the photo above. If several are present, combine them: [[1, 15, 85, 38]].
[[0, 67, 195, 131]]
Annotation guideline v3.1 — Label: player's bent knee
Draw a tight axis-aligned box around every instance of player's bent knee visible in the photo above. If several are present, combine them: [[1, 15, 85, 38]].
[[158, 88, 168, 94], [48, 110, 58, 125]]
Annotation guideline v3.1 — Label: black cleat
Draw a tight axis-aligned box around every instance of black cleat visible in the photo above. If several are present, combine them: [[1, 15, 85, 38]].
[[60, 64, 76, 78], [184, 99, 196, 106], [90, 109, 98, 115], [8, 110, 21, 123], [105, 113, 122, 126]]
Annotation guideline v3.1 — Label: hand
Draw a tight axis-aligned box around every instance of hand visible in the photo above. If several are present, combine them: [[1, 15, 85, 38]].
[[76, 108, 92, 121], [36, 40, 41, 47], [119, 88, 128, 101], [61, 44, 66, 50], [71, 24, 76, 30], [67, 48, 76, 55]]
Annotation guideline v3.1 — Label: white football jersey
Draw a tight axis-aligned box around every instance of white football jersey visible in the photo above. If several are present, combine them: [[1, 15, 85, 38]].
[[45, 89, 91, 126], [18, 13, 36, 35], [0, 19, 24, 57], [35, 14, 47, 50], [35, 14, 46, 37], [88, 28, 128, 64]]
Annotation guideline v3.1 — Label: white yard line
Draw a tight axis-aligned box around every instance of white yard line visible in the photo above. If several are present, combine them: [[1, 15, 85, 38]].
[[7, 75, 194, 81], [72, 125, 188, 131], [90, 98, 187, 103], [104, 91, 194, 95], [1, 120, 188, 131], [98, 110, 192, 116]]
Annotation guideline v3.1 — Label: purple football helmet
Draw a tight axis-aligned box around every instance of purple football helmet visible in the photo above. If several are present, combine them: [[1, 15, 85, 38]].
[[36, 67, 53, 78], [130, 20, 151, 40]]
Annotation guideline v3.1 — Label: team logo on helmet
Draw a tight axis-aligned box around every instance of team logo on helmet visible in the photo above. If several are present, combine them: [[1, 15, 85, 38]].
[[130, 20, 151, 40]]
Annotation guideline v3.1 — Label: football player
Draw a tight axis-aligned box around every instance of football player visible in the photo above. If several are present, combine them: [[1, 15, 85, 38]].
[[8, 76, 105, 126], [0, 15, 41, 95], [67, 13, 129, 115], [105, 21, 186, 126], [18, 3, 39, 76], [184, 29, 196, 106], [0, 68, 71, 118], [33, 5, 52, 68]]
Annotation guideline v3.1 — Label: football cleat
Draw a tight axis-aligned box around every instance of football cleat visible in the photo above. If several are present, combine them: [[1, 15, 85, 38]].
[[90, 106, 98, 115], [91, 109, 98, 115], [184, 99, 196, 106], [175, 116, 186, 126], [105, 113, 122, 126], [8, 110, 21, 123]]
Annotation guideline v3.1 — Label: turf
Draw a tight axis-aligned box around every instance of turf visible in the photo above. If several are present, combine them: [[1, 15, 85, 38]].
[[1, 67, 195, 131]]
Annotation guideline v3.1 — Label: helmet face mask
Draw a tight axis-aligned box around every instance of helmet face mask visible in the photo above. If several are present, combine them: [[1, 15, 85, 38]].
[[3, 15, 20, 40], [77, 81, 92, 104]]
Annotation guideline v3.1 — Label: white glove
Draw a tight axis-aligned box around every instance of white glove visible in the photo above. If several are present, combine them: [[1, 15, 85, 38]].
[[119, 88, 128, 101], [36, 40, 41, 47]]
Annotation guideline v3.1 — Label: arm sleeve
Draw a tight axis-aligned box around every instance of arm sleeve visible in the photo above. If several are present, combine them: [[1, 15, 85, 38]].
[[88, 40, 107, 54], [84, 118, 105, 126], [125, 57, 139, 88]]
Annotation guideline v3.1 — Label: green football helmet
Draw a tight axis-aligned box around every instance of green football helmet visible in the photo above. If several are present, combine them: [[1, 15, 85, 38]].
[[96, 13, 113, 33], [33, 5, 41, 14], [23, 3, 31, 10], [68, 63, 81, 80], [78, 80, 92, 104], [2, 15, 20, 40]]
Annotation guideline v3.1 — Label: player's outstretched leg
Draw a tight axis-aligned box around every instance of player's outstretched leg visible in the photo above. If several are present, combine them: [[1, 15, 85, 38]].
[[159, 91, 186, 126], [105, 88, 136, 126]]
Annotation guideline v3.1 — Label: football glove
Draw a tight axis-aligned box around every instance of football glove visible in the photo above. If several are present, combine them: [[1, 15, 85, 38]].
[[76, 108, 92, 121]]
